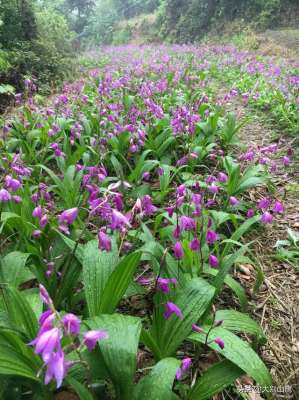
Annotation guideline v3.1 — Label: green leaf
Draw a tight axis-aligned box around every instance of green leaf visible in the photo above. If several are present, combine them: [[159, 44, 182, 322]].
[[0, 331, 41, 381], [134, 358, 180, 400], [215, 310, 265, 340], [204, 267, 248, 311], [1, 286, 38, 340], [56, 231, 85, 264], [0, 344, 40, 381], [189, 327, 272, 387], [223, 216, 260, 256], [66, 377, 94, 400], [83, 240, 119, 317], [86, 314, 142, 400], [188, 360, 243, 400], [145, 278, 215, 359], [213, 246, 247, 298], [99, 252, 141, 314], [0, 252, 32, 287]]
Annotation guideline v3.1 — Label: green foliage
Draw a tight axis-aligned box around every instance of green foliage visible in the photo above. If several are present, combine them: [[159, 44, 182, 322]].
[[188, 360, 243, 400], [189, 327, 272, 387], [158, 0, 297, 42], [0, 0, 37, 48], [0, 0, 75, 98], [87, 314, 142, 400]]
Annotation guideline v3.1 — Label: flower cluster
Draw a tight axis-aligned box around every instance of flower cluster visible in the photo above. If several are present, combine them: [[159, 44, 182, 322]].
[[29, 285, 108, 388]]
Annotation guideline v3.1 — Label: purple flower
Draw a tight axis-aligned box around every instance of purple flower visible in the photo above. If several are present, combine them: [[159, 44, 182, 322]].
[[157, 277, 177, 293], [261, 212, 273, 224], [142, 195, 157, 216], [217, 172, 228, 183], [30, 327, 61, 362], [32, 229, 42, 238], [173, 241, 184, 259], [98, 231, 112, 251], [176, 357, 192, 380], [176, 184, 186, 197], [12, 195, 22, 203], [258, 198, 271, 210], [83, 330, 108, 351], [208, 184, 219, 194], [283, 156, 290, 166], [114, 193, 124, 211], [214, 337, 225, 349], [157, 167, 164, 176], [38, 311, 56, 335], [191, 194, 202, 205], [39, 310, 53, 327], [0, 189, 11, 202], [229, 196, 239, 206], [206, 230, 219, 245], [62, 314, 80, 336], [111, 210, 131, 230], [39, 284, 52, 305], [247, 208, 255, 218], [39, 214, 48, 228], [58, 208, 78, 225], [142, 172, 150, 181], [192, 324, 204, 333], [173, 225, 181, 239], [32, 206, 43, 219], [190, 238, 200, 251], [179, 216, 196, 231], [209, 255, 219, 268], [272, 201, 284, 214], [5, 176, 22, 192], [165, 206, 175, 217], [44, 350, 70, 388], [163, 302, 183, 319]]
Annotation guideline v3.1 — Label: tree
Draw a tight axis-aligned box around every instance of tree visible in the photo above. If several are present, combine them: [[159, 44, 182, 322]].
[[0, 0, 37, 48], [64, 0, 95, 32]]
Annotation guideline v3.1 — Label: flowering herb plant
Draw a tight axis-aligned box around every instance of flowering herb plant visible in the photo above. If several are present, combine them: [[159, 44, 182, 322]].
[[0, 44, 295, 399]]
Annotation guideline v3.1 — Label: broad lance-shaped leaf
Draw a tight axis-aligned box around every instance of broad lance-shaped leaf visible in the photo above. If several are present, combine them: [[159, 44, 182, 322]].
[[99, 251, 142, 314], [204, 267, 248, 311], [1, 286, 38, 340], [143, 277, 215, 360], [133, 358, 180, 400], [0, 344, 40, 381], [83, 240, 119, 317], [0, 251, 33, 287], [188, 360, 243, 400], [86, 314, 141, 400], [189, 327, 272, 387], [215, 310, 265, 341], [222, 215, 260, 256], [0, 331, 41, 382], [66, 377, 94, 400], [213, 245, 247, 298], [57, 231, 85, 264]]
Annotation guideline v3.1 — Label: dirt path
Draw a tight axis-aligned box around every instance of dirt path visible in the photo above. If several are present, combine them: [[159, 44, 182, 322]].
[[234, 107, 299, 398]]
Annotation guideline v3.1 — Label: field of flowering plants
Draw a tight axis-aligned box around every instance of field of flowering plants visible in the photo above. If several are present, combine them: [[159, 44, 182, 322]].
[[0, 44, 298, 399]]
